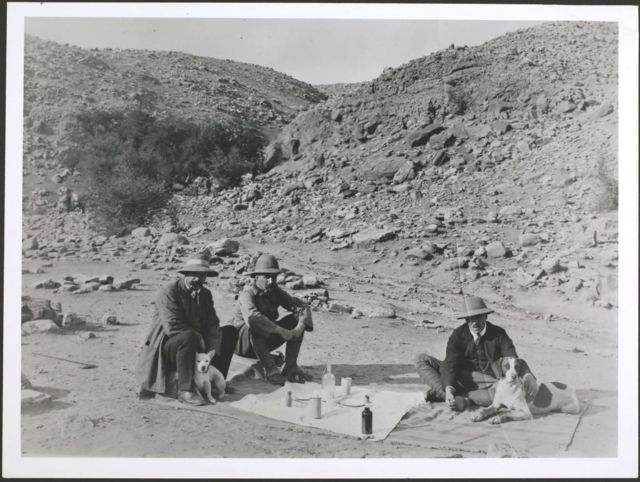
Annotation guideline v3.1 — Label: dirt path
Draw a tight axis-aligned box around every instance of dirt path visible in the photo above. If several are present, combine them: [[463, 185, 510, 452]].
[[20, 239, 617, 458]]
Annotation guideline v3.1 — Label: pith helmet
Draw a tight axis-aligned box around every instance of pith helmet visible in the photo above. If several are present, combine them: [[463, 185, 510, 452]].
[[178, 253, 219, 277], [456, 295, 494, 319], [249, 253, 282, 277]]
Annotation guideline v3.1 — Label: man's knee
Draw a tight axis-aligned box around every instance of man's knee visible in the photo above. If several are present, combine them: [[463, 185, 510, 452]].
[[221, 325, 239, 344], [179, 329, 204, 349], [278, 313, 298, 330]]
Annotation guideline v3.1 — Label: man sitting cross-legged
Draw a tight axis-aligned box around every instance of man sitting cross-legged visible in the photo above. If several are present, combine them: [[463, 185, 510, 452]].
[[414, 295, 529, 412]]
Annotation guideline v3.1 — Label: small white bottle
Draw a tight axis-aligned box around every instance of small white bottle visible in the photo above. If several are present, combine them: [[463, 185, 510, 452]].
[[321, 363, 335, 400]]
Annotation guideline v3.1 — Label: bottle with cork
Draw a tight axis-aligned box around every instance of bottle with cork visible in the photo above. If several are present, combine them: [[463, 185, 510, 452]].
[[361, 395, 373, 435]]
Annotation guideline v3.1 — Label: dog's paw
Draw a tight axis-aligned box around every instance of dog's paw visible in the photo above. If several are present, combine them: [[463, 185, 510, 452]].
[[470, 412, 485, 422], [489, 415, 504, 425]]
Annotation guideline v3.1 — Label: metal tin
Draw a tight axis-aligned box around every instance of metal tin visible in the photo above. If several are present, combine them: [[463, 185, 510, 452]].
[[342, 377, 352, 396], [309, 396, 322, 419]]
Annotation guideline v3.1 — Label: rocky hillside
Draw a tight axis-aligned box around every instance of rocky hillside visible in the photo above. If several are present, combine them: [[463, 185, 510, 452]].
[[22, 21, 619, 313], [267, 22, 617, 201]]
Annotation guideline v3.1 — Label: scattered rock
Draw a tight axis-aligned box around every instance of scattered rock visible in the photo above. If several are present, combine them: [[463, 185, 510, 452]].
[[485, 241, 510, 258], [102, 314, 119, 325], [352, 227, 396, 245], [518, 233, 542, 247], [22, 389, 52, 408], [62, 313, 88, 328], [22, 319, 62, 335], [209, 238, 240, 256]]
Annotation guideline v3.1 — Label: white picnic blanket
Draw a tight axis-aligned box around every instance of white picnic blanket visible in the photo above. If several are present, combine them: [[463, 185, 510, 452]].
[[228, 382, 425, 441]]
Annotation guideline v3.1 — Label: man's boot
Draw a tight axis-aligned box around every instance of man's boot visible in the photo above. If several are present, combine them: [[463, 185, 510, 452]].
[[281, 337, 312, 383]]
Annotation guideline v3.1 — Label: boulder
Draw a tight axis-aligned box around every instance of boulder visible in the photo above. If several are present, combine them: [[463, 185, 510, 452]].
[[405, 248, 433, 261], [541, 258, 564, 274], [102, 313, 119, 325], [328, 302, 353, 314], [363, 157, 407, 181], [363, 303, 396, 319], [302, 275, 320, 288], [29, 279, 61, 290], [209, 238, 240, 256], [429, 133, 455, 150], [499, 206, 522, 216], [518, 234, 541, 247], [22, 298, 59, 323], [113, 278, 140, 290], [22, 389, 52, 408], [492, 120, 512, 134], [485, 241, 510, 258], [512, 269, 536, 288], [352, 227, 396, 245], [405, 123, 445, 147], [21, 373, 32, 389], [131, 227, 151, 238], [283, 181, 305, 195], [303, 176, 322, 189], [157, 233, 189, 249], [62, 313, 87, 328], [22, 319, 62, 335], [393, 161, 416, 184], [432, 150, 449, 167], [188, 225, 207, 236]]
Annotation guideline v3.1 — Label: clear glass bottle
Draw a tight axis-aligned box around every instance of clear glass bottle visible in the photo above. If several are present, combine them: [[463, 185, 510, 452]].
[[321, 363, 335, 400]]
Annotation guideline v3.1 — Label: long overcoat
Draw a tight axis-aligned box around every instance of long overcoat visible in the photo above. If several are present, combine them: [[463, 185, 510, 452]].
[[135, 279, 221, 393]]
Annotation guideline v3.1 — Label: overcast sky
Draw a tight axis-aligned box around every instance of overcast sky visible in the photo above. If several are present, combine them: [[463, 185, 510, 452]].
[[24, 18, 543, 84]]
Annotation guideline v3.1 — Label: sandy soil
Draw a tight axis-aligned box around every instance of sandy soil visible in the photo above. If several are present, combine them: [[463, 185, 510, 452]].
[[20, 238, 618, 458]]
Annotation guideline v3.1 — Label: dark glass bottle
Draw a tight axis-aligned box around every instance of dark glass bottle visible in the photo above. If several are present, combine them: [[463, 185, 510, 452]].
[[361, 395, 372, 435]]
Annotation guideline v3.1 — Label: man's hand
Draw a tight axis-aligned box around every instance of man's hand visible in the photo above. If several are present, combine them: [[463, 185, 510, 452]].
[[445, 386, 457, 409], [291, 322, 306, 340]]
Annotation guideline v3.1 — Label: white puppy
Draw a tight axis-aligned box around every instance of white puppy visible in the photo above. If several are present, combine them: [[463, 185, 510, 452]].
[[471, 357, 581, 424], [193, 350, 226, 404]]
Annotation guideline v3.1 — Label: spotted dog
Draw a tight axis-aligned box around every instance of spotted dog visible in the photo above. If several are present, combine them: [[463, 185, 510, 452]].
[[471, 357, 581, 424]]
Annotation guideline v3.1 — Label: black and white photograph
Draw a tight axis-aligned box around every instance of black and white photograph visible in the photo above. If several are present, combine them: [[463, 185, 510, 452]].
[[4, 2, 638, 479]]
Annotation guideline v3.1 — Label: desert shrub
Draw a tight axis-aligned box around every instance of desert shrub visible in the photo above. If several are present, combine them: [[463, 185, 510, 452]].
[[595, 156, 618, 211], [68, 108, 264, 233]]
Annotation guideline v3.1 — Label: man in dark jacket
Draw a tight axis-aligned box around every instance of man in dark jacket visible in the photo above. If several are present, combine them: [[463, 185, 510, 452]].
[[135, 254, 238, 405], [230, 253, 314, 386], [414, 295, 518, 411]]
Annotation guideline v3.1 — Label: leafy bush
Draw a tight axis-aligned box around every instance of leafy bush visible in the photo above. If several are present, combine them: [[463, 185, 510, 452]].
[[68, 108, 264, 233]]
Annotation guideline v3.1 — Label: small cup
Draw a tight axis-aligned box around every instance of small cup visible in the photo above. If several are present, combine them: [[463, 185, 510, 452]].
[[309, 396, 322, 419], [342, 377, 352, 396]]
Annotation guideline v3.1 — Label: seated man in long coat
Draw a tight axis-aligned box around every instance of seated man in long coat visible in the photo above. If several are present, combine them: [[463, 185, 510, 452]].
[[414, 295, 531, 411], [230, 253, 314, 385], [135, 254, 238, 405]]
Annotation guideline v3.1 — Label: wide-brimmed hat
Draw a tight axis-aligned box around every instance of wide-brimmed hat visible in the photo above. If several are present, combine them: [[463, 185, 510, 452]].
[[249, 254, 282, 277], [456, 295, 494, 319], [178, 254, 219, 277]]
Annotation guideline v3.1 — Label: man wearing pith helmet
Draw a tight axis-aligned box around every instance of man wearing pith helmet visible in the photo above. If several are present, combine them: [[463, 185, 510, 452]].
[[414, 295, 522, 412], [230, 253, 314, 385], [135, 253, 239, 405]]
